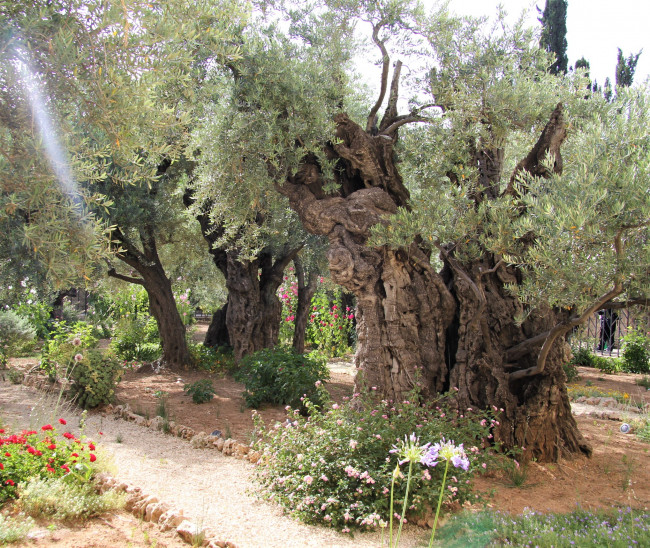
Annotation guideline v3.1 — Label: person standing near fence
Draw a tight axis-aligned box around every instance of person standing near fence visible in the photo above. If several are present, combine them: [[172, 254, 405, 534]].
[[597, 309, 619, 351]]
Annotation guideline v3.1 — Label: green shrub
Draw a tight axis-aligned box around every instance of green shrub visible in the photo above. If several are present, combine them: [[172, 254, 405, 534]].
[[110, 316, 161, 361], [68, 349, 122, 409], [569, 346, 594, 366], [562, 361, 580, 382], [19, 477, 125, 521], [183, 378, 215, 404], [594, 355, 621, 374], [0, 310, 36, 356], [188, 342, 234, 373], [254, 388, 495, 532], [235, 346, 329, 409], [40, 321, 98, 381], [620, 329, 650, 374]]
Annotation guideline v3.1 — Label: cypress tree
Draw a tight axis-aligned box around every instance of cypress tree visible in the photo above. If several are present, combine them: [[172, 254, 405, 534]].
[[615, 47, 642, 88], [538, 0, 569, 75]]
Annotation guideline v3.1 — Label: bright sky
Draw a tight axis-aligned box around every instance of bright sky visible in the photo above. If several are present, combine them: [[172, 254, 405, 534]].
[[446, 0, 649, 87]]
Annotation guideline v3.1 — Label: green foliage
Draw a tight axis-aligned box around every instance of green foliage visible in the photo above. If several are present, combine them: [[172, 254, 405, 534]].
[[0, 420, 100, 503], [19, 477, 125, 521], [636, 376, 650, 389], [110, 316, 161, 362], [570, 346, 596, 366], [254, 389, 494, 531], [68, 350, 122, 409], [183, 379, 216, 404], [0, 309, 36, 356], [236, 347, 329, 409], [562, 361, 580, 383], [279, 272, 354, 357], [188, 342, 233, 373], [7, 368, 24, 385], [13, 300, 52, 339], [615, 48, 642, 88], [620, 329, 650, 374], [594, 356, 621, 375], [435, 507, 650, 548]]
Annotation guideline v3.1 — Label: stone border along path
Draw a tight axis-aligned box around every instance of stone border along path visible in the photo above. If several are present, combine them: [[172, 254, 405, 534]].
[[0, 380, 424, 548]]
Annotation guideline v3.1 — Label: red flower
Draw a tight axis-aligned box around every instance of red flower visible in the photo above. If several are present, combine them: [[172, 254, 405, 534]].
[[0, 429, 4, 434], [71, 453, 79, 458], [5, 479, 14, 486], [48, 444, 56, 450], [4, 452, 10, 457], [35, 450, 42, 456], [27, 446, 36, 455], [61, 464, 70, 473], [99, 432, 103, 436], [0, 463, 3, 470], [41, 424, 53, 431], [63, 432, 74, 439], [58, 418, 67, 425], [88, 443, 95, 450], [46, 466, 55, 473], [89, 453, 97, 463]]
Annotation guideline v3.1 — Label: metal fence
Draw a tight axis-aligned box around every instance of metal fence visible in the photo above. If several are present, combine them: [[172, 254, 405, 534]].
[[570, 308, 649, 357]]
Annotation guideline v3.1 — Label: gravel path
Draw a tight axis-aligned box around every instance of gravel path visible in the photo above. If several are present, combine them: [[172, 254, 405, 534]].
[[0, 381, 425, 548]]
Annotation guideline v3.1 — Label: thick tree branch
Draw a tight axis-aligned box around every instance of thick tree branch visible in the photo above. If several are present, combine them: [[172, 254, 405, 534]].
[[366, 22, 391, 133], [504, 102, 567, 198], [107, 267, 145, 286], [508, 283, 624, 381]]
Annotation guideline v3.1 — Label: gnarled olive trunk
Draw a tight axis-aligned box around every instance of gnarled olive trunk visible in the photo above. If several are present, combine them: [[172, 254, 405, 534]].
[[281, 108, 590, 461], [443, 258, 590, 462], [184, 190, 302, 362]]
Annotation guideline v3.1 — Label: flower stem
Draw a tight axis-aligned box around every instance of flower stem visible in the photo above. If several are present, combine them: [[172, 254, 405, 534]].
[[389, 466, 397, 548], [428, 459, 450, 548], [394, 459, 413, 548]]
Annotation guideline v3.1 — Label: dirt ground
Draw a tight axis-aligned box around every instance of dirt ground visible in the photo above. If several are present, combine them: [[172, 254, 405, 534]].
[[3, 332, 650, 546]]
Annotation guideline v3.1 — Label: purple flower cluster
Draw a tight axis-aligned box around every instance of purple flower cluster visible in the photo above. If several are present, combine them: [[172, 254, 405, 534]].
[[421, 438, 470, 471]]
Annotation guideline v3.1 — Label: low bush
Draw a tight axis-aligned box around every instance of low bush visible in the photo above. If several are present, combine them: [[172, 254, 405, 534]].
[[562, 361, 580, 382], [19, 477, 124, 521], [620, 329, 650, 374], [0, 310, 36, 357], [0, 419, 99, 503], [593, 355, 621, 374], [235, 347, 329, 409], [184, 379, 215, 404], [68, 349, 123, 409], [253, 387, 495, 532], [110, 316, 161, 362], [188, 342, 234, 373], [569, 346, 595, 366]]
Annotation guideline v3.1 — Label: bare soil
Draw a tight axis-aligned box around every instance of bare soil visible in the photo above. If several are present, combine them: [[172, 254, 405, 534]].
[[3, 335, 650, 546]]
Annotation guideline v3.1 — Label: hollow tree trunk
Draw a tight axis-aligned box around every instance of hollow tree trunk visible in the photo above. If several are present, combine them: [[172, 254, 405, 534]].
[[280, 107, 591, 461], [442, 258, 591, 462], [205, 304, 229, 348]]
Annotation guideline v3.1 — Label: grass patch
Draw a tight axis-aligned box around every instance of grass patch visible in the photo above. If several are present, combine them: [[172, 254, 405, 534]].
[[434, 507, 650, 547], [0, 513, 36, 544], [19, 477, 125, 521]]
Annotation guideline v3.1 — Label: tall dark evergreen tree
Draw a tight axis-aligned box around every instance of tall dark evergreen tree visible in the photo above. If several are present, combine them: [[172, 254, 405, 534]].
[[615, 48, 642, 88], [538, 0, 569, 75]]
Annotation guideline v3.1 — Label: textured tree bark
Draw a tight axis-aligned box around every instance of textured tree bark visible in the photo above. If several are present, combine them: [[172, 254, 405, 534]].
[[280, 105, 591, 461], [184, 190, 301, 361], [292, 256, 318, 354], [108, 227, 191, 370]]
